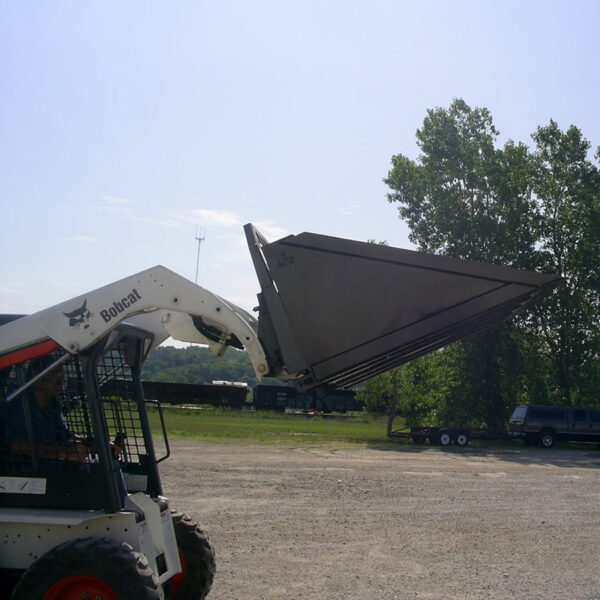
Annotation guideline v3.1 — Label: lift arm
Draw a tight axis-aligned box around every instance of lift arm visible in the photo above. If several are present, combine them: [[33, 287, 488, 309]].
[[0, 266, 270, 379]]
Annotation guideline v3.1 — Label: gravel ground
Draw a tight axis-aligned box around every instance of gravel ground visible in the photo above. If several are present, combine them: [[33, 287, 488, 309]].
[[160, 442, 600, 600]]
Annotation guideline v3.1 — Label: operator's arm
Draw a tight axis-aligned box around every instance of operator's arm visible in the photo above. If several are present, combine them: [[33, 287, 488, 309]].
[[9, 439, 89, 462]]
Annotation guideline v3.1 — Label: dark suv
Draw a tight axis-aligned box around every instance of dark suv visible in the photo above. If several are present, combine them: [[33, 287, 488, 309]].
[[509, 405, 600, 448]]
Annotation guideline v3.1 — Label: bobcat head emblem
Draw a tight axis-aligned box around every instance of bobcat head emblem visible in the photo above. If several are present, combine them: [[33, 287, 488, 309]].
[[64, 300, 92, 329]]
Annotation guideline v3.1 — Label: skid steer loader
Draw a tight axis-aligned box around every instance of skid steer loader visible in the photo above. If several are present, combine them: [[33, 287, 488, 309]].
[[0, 224, 560, 599]]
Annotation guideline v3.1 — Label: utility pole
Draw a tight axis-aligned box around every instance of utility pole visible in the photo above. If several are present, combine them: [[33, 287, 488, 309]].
[[194, 227, 205, 284]]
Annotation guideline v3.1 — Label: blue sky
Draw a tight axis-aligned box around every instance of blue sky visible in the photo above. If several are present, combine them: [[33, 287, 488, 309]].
[[1, 0, 599, 317]]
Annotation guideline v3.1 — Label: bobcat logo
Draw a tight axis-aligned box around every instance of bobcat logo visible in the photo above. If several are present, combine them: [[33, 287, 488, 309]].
[[63, 300, 92, 329]]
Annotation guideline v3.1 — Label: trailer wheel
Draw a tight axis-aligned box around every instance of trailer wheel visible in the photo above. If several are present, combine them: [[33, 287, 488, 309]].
[[539, 429, 556, 448], [11, 536, 163, 600], [455, 432, 469, 447], [411, 435, 426, 444], [438, 432, 452, 446], [168, 511, 216, 600]]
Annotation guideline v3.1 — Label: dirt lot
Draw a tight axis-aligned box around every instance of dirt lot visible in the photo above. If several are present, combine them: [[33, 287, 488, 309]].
[[160, 442, 600, 600]]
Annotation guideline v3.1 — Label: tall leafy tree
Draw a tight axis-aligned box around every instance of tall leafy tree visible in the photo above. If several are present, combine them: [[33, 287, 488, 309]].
[[383, 99, 600, 423], [529, 122, 600, 403], [384, 99, 539, 426]]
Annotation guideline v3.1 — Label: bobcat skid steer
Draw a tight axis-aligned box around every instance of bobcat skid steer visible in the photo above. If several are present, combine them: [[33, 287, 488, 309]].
[[0, 224, 560, 599]]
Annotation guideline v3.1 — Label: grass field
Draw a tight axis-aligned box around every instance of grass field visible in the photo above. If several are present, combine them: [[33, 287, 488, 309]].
[[146, 406, 592, 451], [148, 406, 396, 447]]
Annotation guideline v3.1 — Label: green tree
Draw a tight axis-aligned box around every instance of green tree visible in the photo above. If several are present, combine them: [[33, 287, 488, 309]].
[[141, 344, 285, 387], [142, 345, 258, 385], [385, 99, 537, 266], [529, 122, 600, 403], [435, 325, 541, 427], [357, 355, 442, 428], [384, 99, 537, 425], [384, 100, 600, 419]]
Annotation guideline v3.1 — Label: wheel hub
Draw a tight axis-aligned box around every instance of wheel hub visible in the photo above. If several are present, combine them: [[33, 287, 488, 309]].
[[42, 575, 117, 600]]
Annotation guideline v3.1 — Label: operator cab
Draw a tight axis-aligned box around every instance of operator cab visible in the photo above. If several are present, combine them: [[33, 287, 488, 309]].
[[0, 323, 169, 512]]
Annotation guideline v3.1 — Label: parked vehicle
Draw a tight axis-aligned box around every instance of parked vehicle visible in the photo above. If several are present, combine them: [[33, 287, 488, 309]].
[[509, 405, 600, 448]]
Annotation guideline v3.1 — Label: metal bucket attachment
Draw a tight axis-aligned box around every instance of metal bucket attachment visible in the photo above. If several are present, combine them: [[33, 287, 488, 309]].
[[245, 224, 561, 392]]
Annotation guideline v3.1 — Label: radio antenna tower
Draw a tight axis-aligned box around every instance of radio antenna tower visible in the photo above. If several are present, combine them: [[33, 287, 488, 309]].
[[194, 227, 206, 284]]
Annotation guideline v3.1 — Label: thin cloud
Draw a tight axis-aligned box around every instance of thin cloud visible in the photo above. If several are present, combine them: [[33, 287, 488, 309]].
[[91, 195, 133, 214], [102, 195, 130, 205], [184, 208, 242, 228], [62, 235, 97, 243], [132, 216, 180, 228]]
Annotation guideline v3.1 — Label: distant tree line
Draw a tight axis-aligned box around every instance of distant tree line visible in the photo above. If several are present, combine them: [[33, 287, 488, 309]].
[[358, 98, 600, 427], [141, 345, 286, 388], [142, 345, 262, 386]]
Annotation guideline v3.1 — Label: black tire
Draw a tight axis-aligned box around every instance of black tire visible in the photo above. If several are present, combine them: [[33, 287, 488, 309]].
[[539, 429, 556, 448], [411, 435, 426, 444], [11, 536, 163, 600], [455, 432, 469, 447], [438, 431, 452, 446], [169, 511, 216, 600]]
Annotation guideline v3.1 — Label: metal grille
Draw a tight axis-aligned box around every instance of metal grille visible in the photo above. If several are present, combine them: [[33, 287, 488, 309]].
[[1, 352, 94, 471], [61, 356, 91, 446], [97, 346, 145, 467], [1, 345, 147, 471], [1, 331, 157, 509]]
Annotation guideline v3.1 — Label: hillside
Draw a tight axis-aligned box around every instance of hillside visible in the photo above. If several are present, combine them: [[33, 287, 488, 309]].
[[142, 344, 280, 386]]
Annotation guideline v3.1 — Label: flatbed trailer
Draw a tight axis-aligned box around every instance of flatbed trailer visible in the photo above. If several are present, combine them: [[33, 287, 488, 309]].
[[389, 426, 511, 446]]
